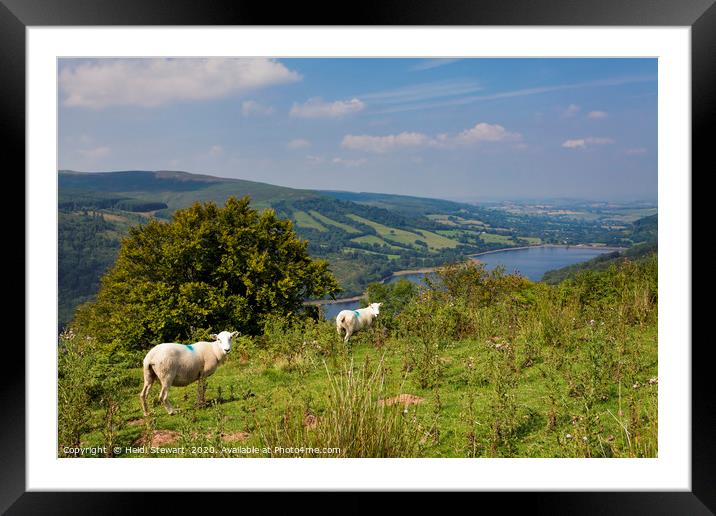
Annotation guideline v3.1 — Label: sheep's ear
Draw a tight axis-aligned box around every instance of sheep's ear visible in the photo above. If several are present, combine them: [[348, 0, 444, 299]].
[[209, 334, 218, 340], [231, 331, 239, 337]]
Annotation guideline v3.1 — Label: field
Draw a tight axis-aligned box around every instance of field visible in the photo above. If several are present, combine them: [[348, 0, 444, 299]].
[[309, 210, 361, 234], [479, 233, 514, 245], [292, 210, 328, 232], [59, 256, 658, 458], [346, 213, 459, 250]]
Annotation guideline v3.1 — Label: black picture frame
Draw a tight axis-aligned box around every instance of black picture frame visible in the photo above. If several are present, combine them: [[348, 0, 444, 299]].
[[5, 0, 708, 513]]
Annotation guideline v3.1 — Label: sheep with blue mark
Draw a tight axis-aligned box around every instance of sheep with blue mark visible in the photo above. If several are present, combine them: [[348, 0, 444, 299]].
[[140, 330, 239, 415], [336, 303, 382, 344]]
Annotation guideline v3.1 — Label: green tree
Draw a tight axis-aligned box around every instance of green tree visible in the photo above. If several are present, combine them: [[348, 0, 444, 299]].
[[365, 279, 418, 328], [73, 196, 340, 350]]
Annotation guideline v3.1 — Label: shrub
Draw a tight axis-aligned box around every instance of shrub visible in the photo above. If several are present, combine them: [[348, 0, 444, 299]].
[[365, 279, 418, 329], [73, 196, 340, 351]]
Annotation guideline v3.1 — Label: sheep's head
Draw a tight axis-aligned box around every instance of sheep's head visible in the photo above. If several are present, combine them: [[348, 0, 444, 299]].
[[209, 330, 240, 354], [369, 302, 382, 317]]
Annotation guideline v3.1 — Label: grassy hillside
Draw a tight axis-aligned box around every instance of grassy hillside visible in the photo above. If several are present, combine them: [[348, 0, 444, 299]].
[[58, 170, 656, 329], [59, 256, 657, 458], [59, 170, 320, 214]]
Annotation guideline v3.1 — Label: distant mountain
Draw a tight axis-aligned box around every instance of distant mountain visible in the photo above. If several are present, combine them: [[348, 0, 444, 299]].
[[59, 170, 320, 216], [320, 190, 480, 217]]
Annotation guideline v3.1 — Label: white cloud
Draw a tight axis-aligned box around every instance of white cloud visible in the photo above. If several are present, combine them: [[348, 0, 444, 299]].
[[625, 147, 647, 155], [563, 104, 581, 117], [241, 100, 275, 117], [372, 76, 656, 115], [456, 123, 521, 143], [342, 122, 521, 154], [77, 146, 111, 159], [59, 58, 301, 109], [562, 136, 615, 149], [359, 80, 482, 107], [290, 98, 365, 118], [208, 145, 224, 157], [562, 139, 586, 149], [342, 132, 432, 154], [588, 110, 608, 119], [287, 139, 311, 150]]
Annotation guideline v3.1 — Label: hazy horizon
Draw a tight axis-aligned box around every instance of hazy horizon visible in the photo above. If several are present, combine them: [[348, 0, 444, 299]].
[[59, 168, 657, 205]]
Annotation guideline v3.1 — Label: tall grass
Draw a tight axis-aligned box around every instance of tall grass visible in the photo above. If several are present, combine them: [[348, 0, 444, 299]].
[[259, 356, 424, 457]]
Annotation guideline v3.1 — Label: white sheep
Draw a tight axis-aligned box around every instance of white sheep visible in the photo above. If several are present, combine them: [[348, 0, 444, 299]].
[[336, 303, 382, 344], [139, 330, 238, 415]]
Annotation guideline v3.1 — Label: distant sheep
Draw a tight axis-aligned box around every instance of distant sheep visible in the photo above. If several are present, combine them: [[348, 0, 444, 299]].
[[336, 303, 382, 343], [140, 330, 238, 415]]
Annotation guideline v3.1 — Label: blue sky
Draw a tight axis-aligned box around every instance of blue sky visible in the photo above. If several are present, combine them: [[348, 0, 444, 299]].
[[58, 58, 657, 202]]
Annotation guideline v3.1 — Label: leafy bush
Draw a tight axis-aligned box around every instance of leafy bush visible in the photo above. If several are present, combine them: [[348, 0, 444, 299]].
[[73, 196, 341, 351], [364, 279, 418, 329]]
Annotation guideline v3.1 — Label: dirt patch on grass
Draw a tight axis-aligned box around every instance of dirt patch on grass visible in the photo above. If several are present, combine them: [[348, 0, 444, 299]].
[[127, 418, 144, 427], [135, 429, 180, 447], [378, 394, 425, 407], [303, 414, 319, 429], [221, 432, 250, 443]]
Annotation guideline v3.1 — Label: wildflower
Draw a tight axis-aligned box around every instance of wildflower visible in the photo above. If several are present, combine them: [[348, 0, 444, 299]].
[[566, 433, 573, 439], [582, 436, 588, 442], [648, 377, 658, 385], [589, 319, 595, 326]]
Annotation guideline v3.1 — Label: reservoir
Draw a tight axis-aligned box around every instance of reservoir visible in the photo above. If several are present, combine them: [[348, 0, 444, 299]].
[[319, 245, 618, 320]]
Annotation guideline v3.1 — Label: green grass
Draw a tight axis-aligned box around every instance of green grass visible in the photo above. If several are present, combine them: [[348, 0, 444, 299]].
[[309, 210, 361, 233], [414, 229, 461, 249], [346, 214, 460, 250], [480, 233, 514, 244], [427, 214, 487, 227], [68, 321, 657, 458], [61, 256, 658, 459], [292, 211, 328, 232], [350, 234, 405, 250]]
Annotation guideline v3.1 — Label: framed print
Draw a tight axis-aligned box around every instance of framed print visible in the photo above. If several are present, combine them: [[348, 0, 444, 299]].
[[5, 0, 709, 512]]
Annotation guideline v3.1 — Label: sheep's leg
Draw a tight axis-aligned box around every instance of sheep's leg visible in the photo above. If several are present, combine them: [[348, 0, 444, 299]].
[[196, 377, 206, 408], [343, 328, 353, 344], [140, 365, 156, 416], [158, 374, 176, 415], [139, 382, 152, 416]]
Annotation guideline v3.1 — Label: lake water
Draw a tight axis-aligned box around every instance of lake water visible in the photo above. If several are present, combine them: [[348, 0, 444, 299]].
[[319, 246, 616, 320]]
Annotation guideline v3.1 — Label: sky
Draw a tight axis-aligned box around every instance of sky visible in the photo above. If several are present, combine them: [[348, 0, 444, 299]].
[[58, 58, 657, 202]]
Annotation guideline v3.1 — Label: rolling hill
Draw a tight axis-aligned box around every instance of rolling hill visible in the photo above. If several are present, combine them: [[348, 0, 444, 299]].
[[58, 170, 655, 329]]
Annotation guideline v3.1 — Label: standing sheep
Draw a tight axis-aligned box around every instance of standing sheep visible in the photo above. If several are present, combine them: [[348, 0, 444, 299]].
[[140, 330, 238, 415], [336, 302, 382, 344]]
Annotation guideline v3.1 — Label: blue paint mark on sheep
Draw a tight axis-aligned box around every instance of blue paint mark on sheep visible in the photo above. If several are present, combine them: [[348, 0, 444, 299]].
[[353, 310, 361, 320], [186, 344, 195, 352]]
